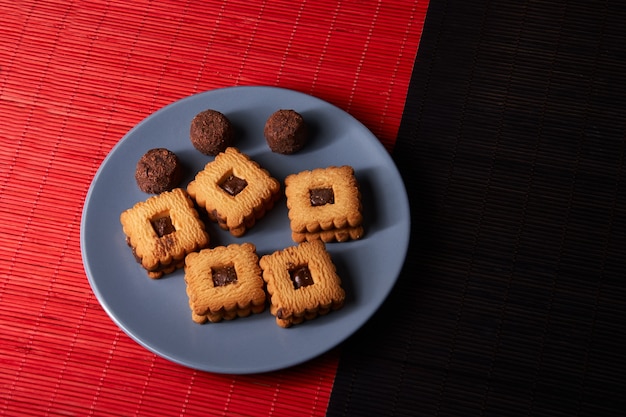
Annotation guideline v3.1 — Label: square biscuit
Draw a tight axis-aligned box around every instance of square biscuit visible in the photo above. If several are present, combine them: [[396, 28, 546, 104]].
[[187, 147, 281, 237], [284, 166, 363, 242], [259, 240, 345, 328], [120, 188, 210, 279], [184, 243, 266, 323]]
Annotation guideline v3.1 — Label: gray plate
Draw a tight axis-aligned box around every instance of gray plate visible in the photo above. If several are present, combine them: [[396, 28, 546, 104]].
[[80, 86, 410, 374]]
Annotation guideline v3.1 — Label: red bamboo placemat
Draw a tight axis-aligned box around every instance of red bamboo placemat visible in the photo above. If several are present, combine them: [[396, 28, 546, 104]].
[[0, 0, 428, 415]]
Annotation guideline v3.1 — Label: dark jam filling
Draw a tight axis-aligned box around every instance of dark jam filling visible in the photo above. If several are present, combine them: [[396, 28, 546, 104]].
[[309, 187, 334, 206], [220, 174, 248, 196], [151, 216, 175, 237], [289, 265, 314, 289], [211, 265, 238, 287]]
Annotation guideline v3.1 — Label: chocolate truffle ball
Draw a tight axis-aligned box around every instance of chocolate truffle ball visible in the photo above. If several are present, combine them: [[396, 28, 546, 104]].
[[189, 109, 234, 156], [263, 109, 308, 154], [135, 148, 184, 194]]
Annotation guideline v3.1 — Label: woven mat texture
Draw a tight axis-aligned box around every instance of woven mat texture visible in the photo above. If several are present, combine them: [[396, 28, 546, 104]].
[[0, 1, 428, 416], [328, 1, 626, 416]]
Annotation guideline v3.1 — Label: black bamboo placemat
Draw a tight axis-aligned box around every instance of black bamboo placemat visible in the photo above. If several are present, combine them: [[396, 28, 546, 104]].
[[328, 1, 626, 416]]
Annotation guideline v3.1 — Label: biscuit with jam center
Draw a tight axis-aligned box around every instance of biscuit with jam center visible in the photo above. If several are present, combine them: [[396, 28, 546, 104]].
[[284, 165, 363, 242], [259, 240, 345, 328], [184, 243, 266, 323], [187, 147, 281, 237], [120, 188, 210, 278]]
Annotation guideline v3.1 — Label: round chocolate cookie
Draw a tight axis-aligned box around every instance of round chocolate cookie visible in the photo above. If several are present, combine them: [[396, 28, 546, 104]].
[[135, 148, 184, 194], [263, 109, 308, 154], [189, 109, 234, 156]]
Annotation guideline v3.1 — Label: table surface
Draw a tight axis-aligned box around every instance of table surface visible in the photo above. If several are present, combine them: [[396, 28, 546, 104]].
[[1, 1, 625, 416]]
